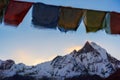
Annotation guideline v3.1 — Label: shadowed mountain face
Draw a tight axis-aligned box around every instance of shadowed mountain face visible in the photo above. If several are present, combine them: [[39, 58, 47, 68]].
[[51, 41, 120, 78], [104, 69, 120, 80], [0, 60, 15, 70], [0, 41, 120, 80], [65, 74, 104, 80], [1, 75, 35, 80]]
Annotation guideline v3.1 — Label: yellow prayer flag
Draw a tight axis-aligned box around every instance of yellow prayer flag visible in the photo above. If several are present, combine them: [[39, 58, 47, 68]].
[[84, 10, 106, 32], [58, 7, 84, 31]]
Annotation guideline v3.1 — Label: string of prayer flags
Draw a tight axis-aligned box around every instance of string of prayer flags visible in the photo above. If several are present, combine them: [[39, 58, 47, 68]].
[[0, 0, 9, 23], [84, 10, 107, 33], [32, 3, 60, 29], [0, 0, 120, 35], [4, 0, 33, 26], [58, 7, 83, 32]]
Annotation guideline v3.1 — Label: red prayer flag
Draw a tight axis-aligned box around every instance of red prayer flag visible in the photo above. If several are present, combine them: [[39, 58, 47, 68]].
[[110, 12, 120, 34], [4, 0, 33, 26]]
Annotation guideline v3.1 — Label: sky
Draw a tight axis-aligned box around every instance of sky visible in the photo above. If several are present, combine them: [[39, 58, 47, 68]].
[[0, 0, 120, 65]]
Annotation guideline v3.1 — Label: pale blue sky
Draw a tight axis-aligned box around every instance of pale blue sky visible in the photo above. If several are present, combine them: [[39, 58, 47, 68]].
[[0, 0, 120, 65]]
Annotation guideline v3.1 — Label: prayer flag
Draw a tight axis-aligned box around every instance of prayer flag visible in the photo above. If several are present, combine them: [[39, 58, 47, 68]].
[[58, 7, 83, 32], [84, 10, 106, 32], [4, 0, 33, 26], [110, 12, 120, 34], [32, 3, 60, 29]]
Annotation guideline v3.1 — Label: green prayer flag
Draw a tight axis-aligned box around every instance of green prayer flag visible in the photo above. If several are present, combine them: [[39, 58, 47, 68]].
[[104, 13, 111, 34], [0, 0, 9, 23]]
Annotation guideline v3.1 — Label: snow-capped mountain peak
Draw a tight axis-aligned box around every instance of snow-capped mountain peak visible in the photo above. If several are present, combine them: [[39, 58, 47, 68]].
[[0, 42, 120, 80]]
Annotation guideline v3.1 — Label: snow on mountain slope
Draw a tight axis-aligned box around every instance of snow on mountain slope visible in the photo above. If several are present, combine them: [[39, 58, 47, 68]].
[[0, 41, 120, 80], [76, 42, 115, 77], [90, 42, 108, 60], [51, 41, 118, 78]]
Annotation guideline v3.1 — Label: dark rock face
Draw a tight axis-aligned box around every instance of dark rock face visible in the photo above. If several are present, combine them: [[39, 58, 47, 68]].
[[104, 69, 120, 80], [78, 41, 95, 53], [65, 75, 104, 80], [0, 59, 15, 70], [1, 75, 35, 80], [107, 54, 120, 69], [77, 41, 100, 56]]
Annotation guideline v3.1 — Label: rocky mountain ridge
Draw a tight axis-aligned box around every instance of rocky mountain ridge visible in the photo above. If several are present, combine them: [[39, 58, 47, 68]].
[[0, 41, 120, 80]]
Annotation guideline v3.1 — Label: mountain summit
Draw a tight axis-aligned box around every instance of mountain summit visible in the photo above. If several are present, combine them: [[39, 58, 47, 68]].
[[0, 41, 120, 80]]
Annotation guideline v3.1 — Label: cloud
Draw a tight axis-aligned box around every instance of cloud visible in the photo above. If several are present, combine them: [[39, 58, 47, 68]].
[[10, 46, 82, 65], [12, 49, 56, 65], [64, 46, 82, 53], [12, 50, 35, 65]]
